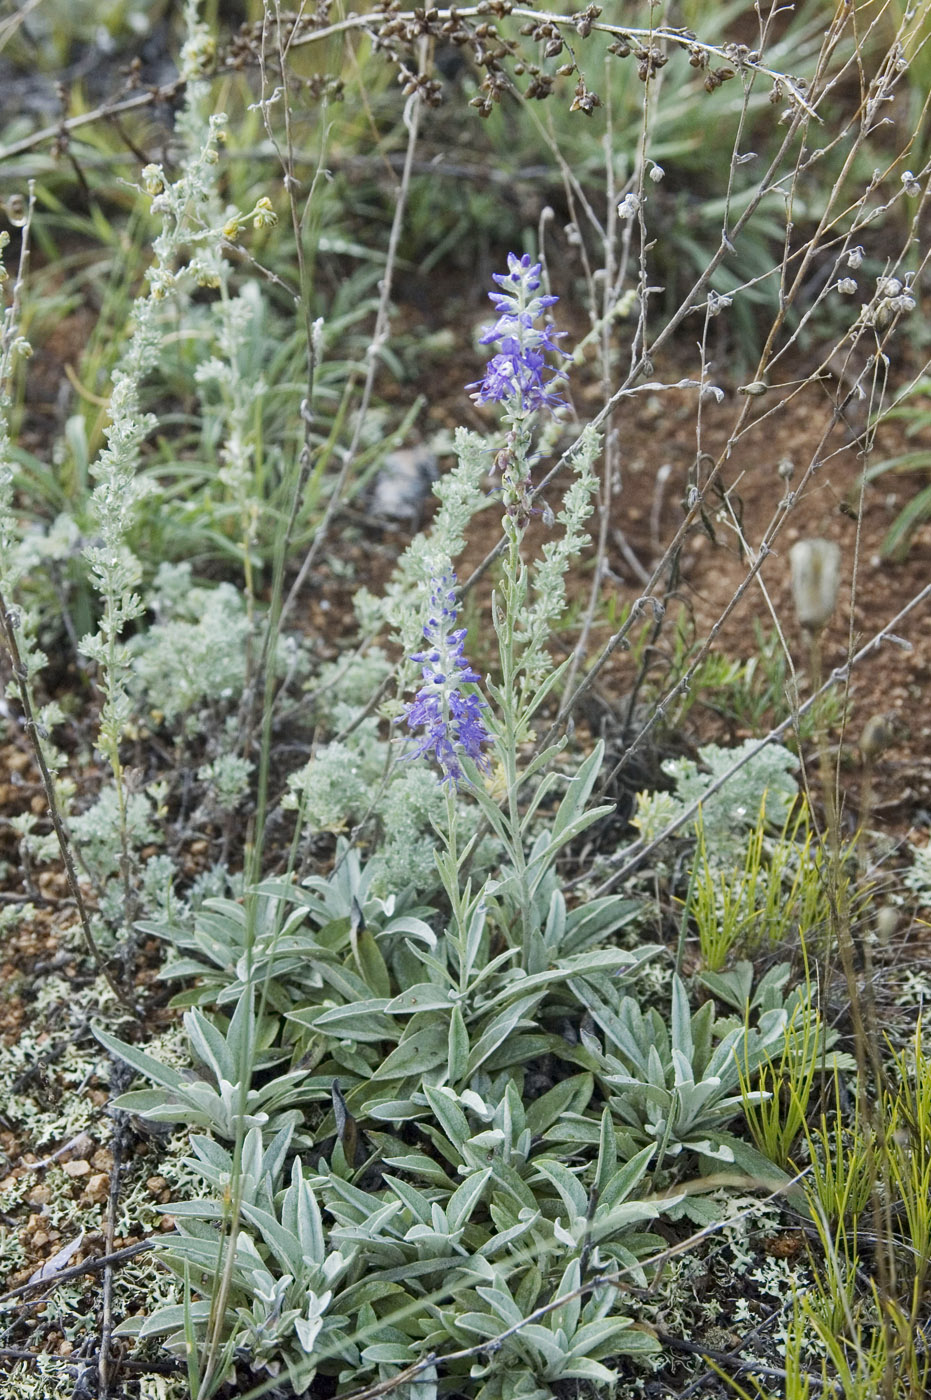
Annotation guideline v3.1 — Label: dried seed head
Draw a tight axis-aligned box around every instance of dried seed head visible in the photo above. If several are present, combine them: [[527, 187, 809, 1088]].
[[859, 712, 899, 762], [789, 539, 841, 631]]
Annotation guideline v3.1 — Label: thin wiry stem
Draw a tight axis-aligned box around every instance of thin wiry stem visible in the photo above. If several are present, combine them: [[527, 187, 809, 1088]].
[[590, 579, 931, 898]]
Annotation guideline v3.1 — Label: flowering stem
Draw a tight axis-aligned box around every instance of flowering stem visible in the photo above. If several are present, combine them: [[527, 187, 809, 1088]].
[[497, 469, 535, 962]]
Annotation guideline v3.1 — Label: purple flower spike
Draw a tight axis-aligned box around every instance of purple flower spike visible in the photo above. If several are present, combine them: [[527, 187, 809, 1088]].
[[468, 252, 567, 414], [403, 573, 492, 785]]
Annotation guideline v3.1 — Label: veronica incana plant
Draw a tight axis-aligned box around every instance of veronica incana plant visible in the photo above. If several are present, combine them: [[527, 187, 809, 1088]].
[[400, 253, 607, 969]]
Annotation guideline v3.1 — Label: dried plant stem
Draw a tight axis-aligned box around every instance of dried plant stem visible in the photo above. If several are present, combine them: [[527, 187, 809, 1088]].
[[0, 1241, 152, 1307], [0, 591, 136, 1015], [96, 1115, 129, 1400], [591, 579, 931, 897], [280, 77, 425, 628]]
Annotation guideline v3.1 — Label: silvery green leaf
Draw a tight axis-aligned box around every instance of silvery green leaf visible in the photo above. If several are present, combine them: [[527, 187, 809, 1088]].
[[532, 1158, 587, 1219], [376, 916, 437, 948], [647, 1044, 667, 1088], [525, 805, 617, 894], [591, 1200, 662, 1240], [294, 1312, 324, 1353], [599, 1143, 654, 1208], [111, 1089, 195, 1122], [441, 1165, 490, 1234], [161, 1201, 224, 1219], [699, 961, 756, 1013], [362, 1342, 418, 1364], [518, 1323, 570, 1366], [447, 1004, 470, 1083], [606, 1328, 662, 1354], [225, 984, 256, 1067], [525, 1074, 593, 1136], [384, 1174, 433, 1224], [356, 928, 390, 998], [554, 1216, 578, 1247], [423, 1085, 470, 1149], [477, 1210, 540, 1257], [261, 1123, 294, 1190], [373, 1024, 448, 1080], [461, 895, 489, 987], [758, 1006, 790, 1042], [562, 896, 643, 956], [550, 739, 604, 844], [386, 984, 455, 1013], [568, 1317, 643, 1357], [567, 982, 646, 1073], [475, 1284, 523, 1327], [543, 889, 567, 949], [467, 1128, 505, 1151], [129, 1300, 213, 1340], [542, 1115, 603, 1148], [670, 976, 693, 1062], [302, 999, 395, 1043], [366, 1098, 429, 1123], [671, 1048, 696, 1088], [466, 993, 544, 1077], [691, 999, 715, 1078], [456, 1310, 502, 1338], [687, 1138, 736, 1163], [238, 1125, 263, 1194], [293, 1161, 326, 1262], [94, 1028, 187, 1091], [549, 1257, 581, 1338], [557, 1357, 620, 1381]]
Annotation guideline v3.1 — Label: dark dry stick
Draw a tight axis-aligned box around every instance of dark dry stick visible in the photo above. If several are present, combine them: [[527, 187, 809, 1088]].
[[655, 1327, 827, 1391], [0, 593, 136, 1016], [0, 1241, 152, 1308], [96, 1114, 129, 1400]]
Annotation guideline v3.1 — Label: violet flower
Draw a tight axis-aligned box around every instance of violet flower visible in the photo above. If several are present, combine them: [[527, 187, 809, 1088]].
[[403, 573, 492, 785], [468, 252, 566, 414]]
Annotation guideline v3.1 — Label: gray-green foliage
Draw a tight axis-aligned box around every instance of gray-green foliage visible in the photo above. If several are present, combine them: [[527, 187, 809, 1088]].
[[70, 787, 159, 883], [632, 740, 800, 852], [127, 564, 254, 730], [96, 859, 824, 1393], [285, 721, 488, 898], [112, 1092, 667, 1397]]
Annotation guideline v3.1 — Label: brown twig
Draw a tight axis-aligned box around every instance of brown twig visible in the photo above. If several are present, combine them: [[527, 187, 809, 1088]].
[[96, 1112, 129, 1400], [0, 607, 136, 1019], [0, 1241, 152, 1308]]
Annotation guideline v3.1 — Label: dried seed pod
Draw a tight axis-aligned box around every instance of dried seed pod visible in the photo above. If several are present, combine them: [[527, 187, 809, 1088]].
[[789, 539, 841, 631], [859, 713, 897, 762]]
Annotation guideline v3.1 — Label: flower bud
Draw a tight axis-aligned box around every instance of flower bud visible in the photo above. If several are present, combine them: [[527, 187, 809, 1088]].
[[789, 539, 841, 630]]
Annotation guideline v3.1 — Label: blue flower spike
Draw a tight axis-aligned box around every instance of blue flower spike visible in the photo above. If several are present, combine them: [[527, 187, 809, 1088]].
[[404, 573, 492, 785], [469, 252, 566, 414]]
